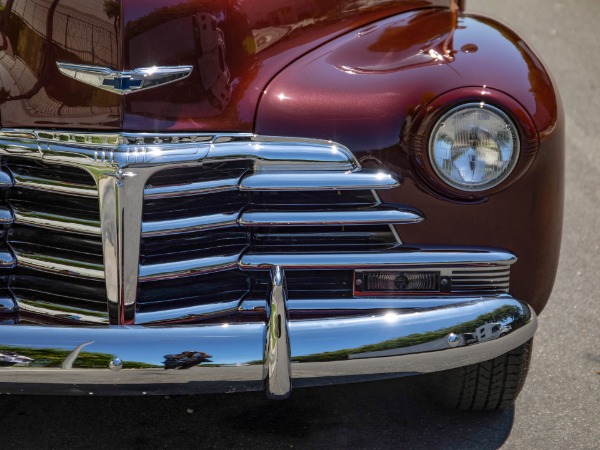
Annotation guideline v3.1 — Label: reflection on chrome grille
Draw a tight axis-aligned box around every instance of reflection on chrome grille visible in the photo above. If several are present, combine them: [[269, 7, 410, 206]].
[[451, 267, 510, 293], [136, 152, 409, 319], [3, 157, 108, 323], [0, 130, 513, 326]]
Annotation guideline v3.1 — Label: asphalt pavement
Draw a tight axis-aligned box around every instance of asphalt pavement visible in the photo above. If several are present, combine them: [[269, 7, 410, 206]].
[[1, 1, 599, 449]]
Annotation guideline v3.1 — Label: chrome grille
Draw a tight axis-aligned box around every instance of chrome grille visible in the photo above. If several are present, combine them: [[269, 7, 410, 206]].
[[0, 129, 515, 326], [451, 267, 510, 293], [136, 147, 409, 319], [2, 157, 108, 322]]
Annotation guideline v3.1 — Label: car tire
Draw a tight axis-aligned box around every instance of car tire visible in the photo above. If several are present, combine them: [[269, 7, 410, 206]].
[[427, 338, 533, 411]]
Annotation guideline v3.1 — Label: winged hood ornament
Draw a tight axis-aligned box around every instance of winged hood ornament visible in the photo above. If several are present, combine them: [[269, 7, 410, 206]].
[[56, 62, 193, 95]]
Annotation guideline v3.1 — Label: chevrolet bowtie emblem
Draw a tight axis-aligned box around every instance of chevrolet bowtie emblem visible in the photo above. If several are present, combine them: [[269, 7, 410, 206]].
[[56, 62, 193, 95]]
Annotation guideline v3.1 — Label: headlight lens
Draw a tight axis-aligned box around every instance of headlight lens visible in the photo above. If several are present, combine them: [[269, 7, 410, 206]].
[[428, 103, 520, 191]]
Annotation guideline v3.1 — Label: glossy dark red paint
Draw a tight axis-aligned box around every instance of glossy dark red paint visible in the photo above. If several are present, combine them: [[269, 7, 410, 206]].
[[120, 0, 452, 131], [255, 9, 563, 314], [0, 0, 454, 130], [0, 0, 121, 128], [0, 2, 563, 314]]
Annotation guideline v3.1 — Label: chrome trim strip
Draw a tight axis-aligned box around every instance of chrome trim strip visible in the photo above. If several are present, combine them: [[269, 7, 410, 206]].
[[13, 250, 104, 279], [0, 297, 536, 395], [0, 206, 14, 225], [0, 131, 359, 170], [240, 295, 495, 312], [142, 212, 239, 237], [372, 189, 402, 245], [144, 178, 239, 199], [453, 282, 510, 288], [13, 208, 101, 236], [264, 266, 292, 399], [138, 248, 514, 282], [453, 274, 510, 279], [240, 249, 517, 270], [143, 208, 422, 236], [239, 171, 399, 191], [15, 297, 109, 324], [56, 62, 193, 95], [135, 300, 242, 325], [239, 208, 422, 227], [208, 141, 356, 171], [13, 173, 98, 197], [139, 254, 241, 281], [0, 295, 17, 313], [0, 170, 14, 187], [0, 250, 16, 268]]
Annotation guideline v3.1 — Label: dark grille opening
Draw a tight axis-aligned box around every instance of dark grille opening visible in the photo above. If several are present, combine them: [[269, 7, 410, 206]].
[[8, 188, 100, 221], [8, 226, 103, 264], [4, 157, 96, 186], [251, 225, 397, 251], [249, 270, 354, 300], [10, 268, 108, 314], [146, 161, 252, 187], [251, 190, 378, 207], [143, 190, 248, 221], [140, 227, 248, 264], [137, 270, 250, 313]]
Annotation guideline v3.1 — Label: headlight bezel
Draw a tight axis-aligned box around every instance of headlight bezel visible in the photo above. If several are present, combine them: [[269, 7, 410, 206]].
[[405, 87, 539, 200], [427, 102, 521, 192]]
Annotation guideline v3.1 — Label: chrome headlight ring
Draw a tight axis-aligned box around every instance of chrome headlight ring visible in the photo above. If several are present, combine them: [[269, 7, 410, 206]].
[[428, 102, 521, 192]]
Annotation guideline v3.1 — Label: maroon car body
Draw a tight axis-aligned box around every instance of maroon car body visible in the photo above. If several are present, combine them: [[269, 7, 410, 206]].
[[0, 0, 562, 410]]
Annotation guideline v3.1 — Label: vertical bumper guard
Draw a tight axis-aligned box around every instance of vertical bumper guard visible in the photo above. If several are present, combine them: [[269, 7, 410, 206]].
[[264, 266, 292, 399]]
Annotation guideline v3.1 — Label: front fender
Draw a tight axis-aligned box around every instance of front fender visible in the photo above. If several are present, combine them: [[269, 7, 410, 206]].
[[255, 8, 564, 314]]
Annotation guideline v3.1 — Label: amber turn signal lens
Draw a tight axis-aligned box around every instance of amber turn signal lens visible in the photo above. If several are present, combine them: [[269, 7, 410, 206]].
[[354, 271, 441, 294]]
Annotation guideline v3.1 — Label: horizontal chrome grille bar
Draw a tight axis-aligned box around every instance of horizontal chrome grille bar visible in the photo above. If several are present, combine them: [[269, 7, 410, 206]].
[[0, 170, 14, 187], [13, 208, 101, 236], [207, 141, 356, 170], [0, 207, 14, 225], [142, 212, 239, 237], [138, 248, 515, 285], [143, 207, 422, 236], [239, 171, 399, 191], [239, 295, 503, 312], [144, 178, 239, 199], [139, 254, 240, 281], [239, 249, 517, 270], [239, 208, 423, 227], [136, 300, 241, 324], [452, 284, 510, 290], [0, 131, 359, 170], [13, 174, 98, 197], [452, 277, 509, 282], [15, 296, 109, 324], [0, 250, 16, 268], [13, 250, 105, 279]]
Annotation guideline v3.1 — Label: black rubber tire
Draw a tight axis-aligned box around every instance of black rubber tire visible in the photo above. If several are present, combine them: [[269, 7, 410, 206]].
[[427, 339, 533, 411]]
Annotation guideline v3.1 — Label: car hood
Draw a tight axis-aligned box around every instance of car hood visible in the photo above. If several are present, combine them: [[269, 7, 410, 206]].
[[0, 0, 454, 131]]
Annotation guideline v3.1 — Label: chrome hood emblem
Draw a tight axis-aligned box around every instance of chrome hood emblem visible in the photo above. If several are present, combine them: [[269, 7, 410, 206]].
[[56, 62, 193, 95]]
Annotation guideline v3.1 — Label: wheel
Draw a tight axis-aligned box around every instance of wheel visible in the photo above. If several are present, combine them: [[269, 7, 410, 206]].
[[427, 339, 533, 411]]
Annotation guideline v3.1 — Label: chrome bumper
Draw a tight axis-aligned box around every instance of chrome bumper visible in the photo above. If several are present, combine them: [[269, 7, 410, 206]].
[[0, 294, 536, 396]]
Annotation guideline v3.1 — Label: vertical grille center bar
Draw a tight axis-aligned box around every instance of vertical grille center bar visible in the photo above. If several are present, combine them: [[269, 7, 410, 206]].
[[96, 168, 154, 325]]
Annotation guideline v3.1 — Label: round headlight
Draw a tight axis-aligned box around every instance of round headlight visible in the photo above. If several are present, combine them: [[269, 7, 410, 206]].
[[428, 103, 520, 192]]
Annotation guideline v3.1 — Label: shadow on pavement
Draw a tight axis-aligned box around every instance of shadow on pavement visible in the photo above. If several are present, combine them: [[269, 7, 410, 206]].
[[0, 377, 514, 449]]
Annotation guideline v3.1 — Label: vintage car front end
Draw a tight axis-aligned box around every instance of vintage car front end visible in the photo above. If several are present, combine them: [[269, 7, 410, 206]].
[[0, 0, 561, 409]]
